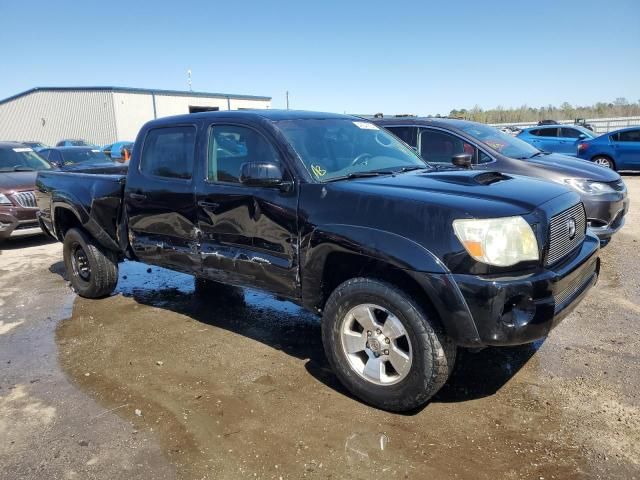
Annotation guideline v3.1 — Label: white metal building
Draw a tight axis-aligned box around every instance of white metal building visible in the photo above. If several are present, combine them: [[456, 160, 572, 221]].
[[0, 87, 272, 145]]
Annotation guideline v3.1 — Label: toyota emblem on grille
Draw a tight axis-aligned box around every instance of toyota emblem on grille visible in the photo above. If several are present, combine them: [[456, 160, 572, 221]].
[[567, 217, 577, 240]]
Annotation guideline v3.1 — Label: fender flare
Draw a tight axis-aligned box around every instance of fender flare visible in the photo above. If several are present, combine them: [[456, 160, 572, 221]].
[[52, 198, 120, 252], [300, 224, 447, 307]]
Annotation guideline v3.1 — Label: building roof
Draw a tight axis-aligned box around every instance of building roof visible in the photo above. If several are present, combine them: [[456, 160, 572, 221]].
[[0, 86, 271, 105]]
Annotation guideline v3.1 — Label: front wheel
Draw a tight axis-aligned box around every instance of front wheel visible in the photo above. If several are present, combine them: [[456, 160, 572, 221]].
[[63, 228, 118, 298], [321, 278, 456, 411], [593, 156, 615, 169]]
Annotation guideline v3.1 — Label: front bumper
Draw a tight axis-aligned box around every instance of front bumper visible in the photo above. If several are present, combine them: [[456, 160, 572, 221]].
[[413, 233, 600, 347], [583, 192, 629, 241], [0, 208, 41, 239]]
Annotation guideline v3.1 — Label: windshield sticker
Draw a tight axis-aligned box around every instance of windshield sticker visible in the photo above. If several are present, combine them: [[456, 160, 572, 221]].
[[352, 121, 379, 130], [311, 164, 327, 178], [12, 147, 33, 152]]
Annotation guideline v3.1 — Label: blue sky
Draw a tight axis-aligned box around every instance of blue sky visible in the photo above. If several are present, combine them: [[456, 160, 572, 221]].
[[1, 0, 638, 115]]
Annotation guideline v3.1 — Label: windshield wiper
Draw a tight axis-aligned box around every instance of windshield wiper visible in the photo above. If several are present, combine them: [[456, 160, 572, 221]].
[[528, 151, 551, 159], [12, 166, 35, 171], [325, 171, 391, 182]]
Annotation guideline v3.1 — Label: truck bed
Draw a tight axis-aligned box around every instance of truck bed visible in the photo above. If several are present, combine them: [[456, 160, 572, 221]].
[[36, 169, 127, 252]]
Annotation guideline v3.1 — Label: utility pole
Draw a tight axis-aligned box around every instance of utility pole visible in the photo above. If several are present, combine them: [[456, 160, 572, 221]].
[[286, 91, 290, 110], [187, 69, 192, 92]]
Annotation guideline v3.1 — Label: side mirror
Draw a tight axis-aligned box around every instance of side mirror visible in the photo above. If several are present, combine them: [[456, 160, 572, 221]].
[[240, 161, 290, 189], [452, 153, 473, 169], [578, 134, 587, 139]]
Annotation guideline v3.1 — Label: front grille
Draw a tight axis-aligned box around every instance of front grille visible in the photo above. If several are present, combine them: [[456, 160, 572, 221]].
[[546, 203, 586, 266], [554, 260, 597, 313], [12, 191, 37, 208]]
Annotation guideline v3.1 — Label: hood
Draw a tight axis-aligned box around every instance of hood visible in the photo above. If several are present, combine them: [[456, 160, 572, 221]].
[[525, 153, 620, 182], [334, 169, 573, 218], [0, 171, 38, 193]]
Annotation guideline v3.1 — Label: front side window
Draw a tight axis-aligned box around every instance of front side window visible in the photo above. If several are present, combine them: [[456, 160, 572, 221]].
[[207, 125, 282, 183], [275, 118, 425, 181], [538, 128, 558, 138], [386, 126, 418, 147], [618, 129, 640, 142], [460, 123, 540, 159], [0, 147, 51, 172], [560, 128, 581, 138], [419, 129, 476, 164], [140, 126, 195, 179]]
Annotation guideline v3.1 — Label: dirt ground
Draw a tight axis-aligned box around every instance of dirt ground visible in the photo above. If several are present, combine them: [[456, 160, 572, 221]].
[[2, 176, 640, 480]]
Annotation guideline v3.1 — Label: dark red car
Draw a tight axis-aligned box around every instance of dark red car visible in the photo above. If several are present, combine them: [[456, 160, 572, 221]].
[[0, 142, 51, 240]]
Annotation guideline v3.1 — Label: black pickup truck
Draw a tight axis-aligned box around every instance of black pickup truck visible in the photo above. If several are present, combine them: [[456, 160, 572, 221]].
[[36, 110, 600, 411]]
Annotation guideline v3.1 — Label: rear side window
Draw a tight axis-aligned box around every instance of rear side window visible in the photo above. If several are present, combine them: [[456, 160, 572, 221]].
[[618, 129, 640, 142], [140, 126, 196, 179], [386, 126, 418, 147], [528, 129, 540, 136], [207, 125, 281, 183], [537, 128, 558, 137]]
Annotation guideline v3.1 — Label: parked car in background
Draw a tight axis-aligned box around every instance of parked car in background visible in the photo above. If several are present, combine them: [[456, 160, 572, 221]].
[[20, 141, 48, 151], [39, 147, 111, 169], [538, 119, 559, 126], [373, 117, 628, 244], [108, 141, 134, 162], [517, 125, 596, 156], [56, 139, 96, 147], [36, 110, 600, 411], [577, 126, 640, 171], [0, 142, 51, 240]]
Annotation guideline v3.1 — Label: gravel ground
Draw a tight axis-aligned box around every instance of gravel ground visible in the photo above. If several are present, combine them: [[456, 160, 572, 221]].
[[1, 175, 639, 480]]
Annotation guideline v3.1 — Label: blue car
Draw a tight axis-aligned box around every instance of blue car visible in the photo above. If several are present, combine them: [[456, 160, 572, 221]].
[[577, 126, 640, 170], [517, 125, 596, 156]]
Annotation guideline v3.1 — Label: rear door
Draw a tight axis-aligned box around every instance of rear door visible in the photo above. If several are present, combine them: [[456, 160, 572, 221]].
[[194, 121, 299, 297], [530, 127, 559, 152], [613, 129, 640, 168], [124, 123, 200, 273]]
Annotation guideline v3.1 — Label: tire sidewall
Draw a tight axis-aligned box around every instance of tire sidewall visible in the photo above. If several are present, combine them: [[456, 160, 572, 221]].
[[322, 279, 442, 409], [63, 229, 93, 294]]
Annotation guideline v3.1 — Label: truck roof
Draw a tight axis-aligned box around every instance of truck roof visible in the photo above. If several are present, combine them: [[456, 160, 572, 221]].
[[149, 109, 354, 126]]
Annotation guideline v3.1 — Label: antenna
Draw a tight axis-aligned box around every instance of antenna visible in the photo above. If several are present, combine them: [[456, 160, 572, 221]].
[[187, 69, 192, 91], [286, 90, 290, 110]]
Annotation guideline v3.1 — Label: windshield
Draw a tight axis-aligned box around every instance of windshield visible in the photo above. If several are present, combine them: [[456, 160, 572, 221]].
[[574, 126, 596, 138], [275, 118, 427, 181], [0, 147, 52, 172], [461, 123, 540, 159], [61, 149, 109, 165]]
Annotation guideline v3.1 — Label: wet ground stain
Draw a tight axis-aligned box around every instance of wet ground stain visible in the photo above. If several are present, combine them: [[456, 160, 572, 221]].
[[55, 259, 640, 479]]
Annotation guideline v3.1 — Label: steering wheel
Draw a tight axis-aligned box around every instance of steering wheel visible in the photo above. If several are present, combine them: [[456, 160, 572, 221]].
[[351, 153, 372, 167]]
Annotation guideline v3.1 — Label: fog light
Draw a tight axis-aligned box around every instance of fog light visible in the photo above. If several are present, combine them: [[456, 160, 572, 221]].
[[500, 295, 536, 328]]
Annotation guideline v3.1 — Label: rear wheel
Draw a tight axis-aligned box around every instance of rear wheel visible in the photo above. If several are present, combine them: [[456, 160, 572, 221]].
[[63, 228, 118, 298], [593, 156, 615, 170], [321, 277, 456, 411]]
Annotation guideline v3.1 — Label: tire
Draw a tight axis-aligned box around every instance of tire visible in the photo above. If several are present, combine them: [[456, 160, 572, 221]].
[[321, 277, 456, 411], [63, 228, 118, 298], [593, 156, 615, 170]]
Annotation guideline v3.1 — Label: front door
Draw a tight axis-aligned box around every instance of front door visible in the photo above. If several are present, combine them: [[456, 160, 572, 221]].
[[124, 124, 200, 273], [558, 127, 583, 156], [195, 122, 299, 297]]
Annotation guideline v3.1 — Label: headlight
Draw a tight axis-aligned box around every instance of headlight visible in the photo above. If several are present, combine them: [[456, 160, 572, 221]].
[[564, 178, 616, 195], [0, 193, 13, 205], [453, 216, 539, 267]]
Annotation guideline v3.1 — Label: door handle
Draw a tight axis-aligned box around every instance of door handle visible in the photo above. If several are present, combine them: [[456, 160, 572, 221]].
[[198, 200, 220, 209], [129, 193, 147, 201]]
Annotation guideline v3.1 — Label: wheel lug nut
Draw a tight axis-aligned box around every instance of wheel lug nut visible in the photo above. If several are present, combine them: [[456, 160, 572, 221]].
[[384, 338, 390, 344], [384, 349, 389, 355], [376, 329, 382, 335], [367, 331, 372, 337]]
